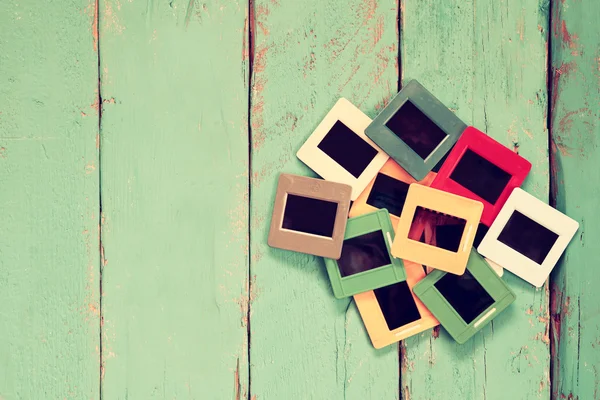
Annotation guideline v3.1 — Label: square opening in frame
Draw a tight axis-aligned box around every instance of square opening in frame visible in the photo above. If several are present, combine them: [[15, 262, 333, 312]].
[[282, 194, 338, 237], [367, 173, 410, 217], [433, 269, 494, 324], [297, 98, 389, 200], [496, 210, 559, 265], [375, 280, 421, 330], [365, 79, 467, 181], [409, 207, 467, 252], [268, 173, 352, 259], [337, 230, 391, 277], [450, 149, 511, 204], [431, 127, 532, 226], [317, 120, 378, 178], [354, 260, 439, 348], [419, 222, 503, 276], [413, 250, 515, 344], [349, 159, 436, 229], [478, 188, 578, 287], [324, 209, 406, 299], [392, 184, 483, 275], [385, 100, 448, 160]]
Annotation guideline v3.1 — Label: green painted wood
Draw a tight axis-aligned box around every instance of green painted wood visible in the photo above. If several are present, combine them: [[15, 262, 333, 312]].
[[0, 1, 100, 399], [98, 0, 249, 398], [400, 0, 551, 398], [550, 0, 600, 398], [249, 0, 400, 398], [1, 0, 597, 397]]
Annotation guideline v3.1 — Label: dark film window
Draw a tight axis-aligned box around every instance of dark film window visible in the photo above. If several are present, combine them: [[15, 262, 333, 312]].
[[374, 281, 421, 330], [432, 222, 488, 249], [317, 120, 378, 178], [282, 194, 338, 237], [450, 149, 512, 204], [473, 223, 489, 248], [432, 149, 452, 172], [409, 207, 466, 252], [337, 230, 391, 277], [366, 173, 411, 217], [497, 210, 559, 264], [385, 100, 447, 160], [434, 269, 495, 324]]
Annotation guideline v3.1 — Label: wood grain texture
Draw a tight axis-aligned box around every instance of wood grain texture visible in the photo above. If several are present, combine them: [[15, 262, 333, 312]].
[[400, 1, 551, 398], [1, 0, 598, 397], [249, 0, 400, 398], [550, 0, 600, 398], [0, 1, 100, 399], [98, 0, 249, 398]]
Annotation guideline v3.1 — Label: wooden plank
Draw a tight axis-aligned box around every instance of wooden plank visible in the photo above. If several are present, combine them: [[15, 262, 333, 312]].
[[400, 1, 551, 398], [550, 0, 600, 398], [98, 0, 249, 398], [249, 0, 400, 398], [0, 1, 100, 399]]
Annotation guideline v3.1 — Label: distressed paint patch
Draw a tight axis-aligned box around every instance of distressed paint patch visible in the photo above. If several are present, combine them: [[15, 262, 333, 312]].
[[550, 61, 577, 113], [84, 0, 100, 51], [104, 0, 125, 34]]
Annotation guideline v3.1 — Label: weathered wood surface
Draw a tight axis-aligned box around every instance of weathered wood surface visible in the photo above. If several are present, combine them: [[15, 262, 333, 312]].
[[98, 0, 249, 398], [400, 1, 552, 399], [249, 1, 401, 398], [550, 0, 600, 398], [1, 0, 599, 399], [0, 1, 101, 399]]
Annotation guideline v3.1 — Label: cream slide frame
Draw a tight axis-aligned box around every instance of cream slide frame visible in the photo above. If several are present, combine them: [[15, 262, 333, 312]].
[[478, 188, 579, 287], [297, 98, 389, 200]]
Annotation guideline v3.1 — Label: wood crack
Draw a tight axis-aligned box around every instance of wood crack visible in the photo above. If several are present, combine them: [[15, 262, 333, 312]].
[[246, 0, 255, 398], [95, 1, 104, 398]]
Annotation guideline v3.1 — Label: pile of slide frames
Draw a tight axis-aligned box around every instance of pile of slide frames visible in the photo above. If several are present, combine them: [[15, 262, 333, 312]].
[[268, 80, 579, 348]]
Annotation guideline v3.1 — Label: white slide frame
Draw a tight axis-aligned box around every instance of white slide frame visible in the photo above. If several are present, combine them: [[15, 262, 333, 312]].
[[297, 98, 389, 200], [478, 188, 579, 287]]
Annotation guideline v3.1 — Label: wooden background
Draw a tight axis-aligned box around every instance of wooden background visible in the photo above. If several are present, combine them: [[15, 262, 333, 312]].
[[0, 0, 598, 398]]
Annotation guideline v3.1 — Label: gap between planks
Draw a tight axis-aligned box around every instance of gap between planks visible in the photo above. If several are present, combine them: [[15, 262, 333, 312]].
[[94, 0, 105, 398], [91, 0, 568, 398], [246, 0, 255, 399]]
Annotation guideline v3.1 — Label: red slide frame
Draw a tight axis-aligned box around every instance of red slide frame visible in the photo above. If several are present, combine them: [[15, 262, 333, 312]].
[[431, 126, 531, 226]]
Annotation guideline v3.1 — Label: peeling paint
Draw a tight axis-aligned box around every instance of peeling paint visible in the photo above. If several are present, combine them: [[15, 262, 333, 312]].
[[104, 0, 125, 34], [550, 61, 577, 113], [234, 358, 241, 400]]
